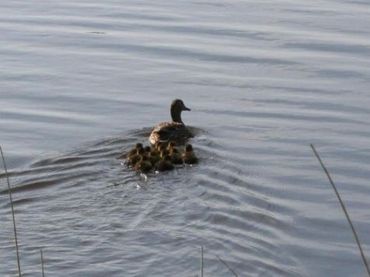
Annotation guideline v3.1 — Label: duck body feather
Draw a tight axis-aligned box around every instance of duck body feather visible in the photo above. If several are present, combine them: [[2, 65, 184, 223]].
[[149, 99, 193, 145], [149, 122, 192, 145]]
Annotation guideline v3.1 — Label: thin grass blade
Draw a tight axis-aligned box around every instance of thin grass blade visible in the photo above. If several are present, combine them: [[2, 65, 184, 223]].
[[0, 146, 22, 277], [40, 249, 45, 277], [216, 255, 238, 277], [200, 246, 203, 277], [310, 144, 370, 276]]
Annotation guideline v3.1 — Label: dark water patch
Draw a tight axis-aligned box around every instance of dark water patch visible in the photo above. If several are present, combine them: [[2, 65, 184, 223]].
[[284, 42, 370, 56], [316, 68, 368, 80]]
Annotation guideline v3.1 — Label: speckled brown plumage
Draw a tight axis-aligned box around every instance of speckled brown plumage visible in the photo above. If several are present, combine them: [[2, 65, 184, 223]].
[[149, 99, 193, 145]]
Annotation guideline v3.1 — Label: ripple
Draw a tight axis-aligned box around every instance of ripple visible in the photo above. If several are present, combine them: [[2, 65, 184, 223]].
[[2, 0, 370, 276]]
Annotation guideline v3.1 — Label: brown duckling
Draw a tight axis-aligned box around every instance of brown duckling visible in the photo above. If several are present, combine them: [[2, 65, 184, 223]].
[[169, 148, 183, 165], [127, 148, 145, 166], [157, 143, 168, 154], [134, 156, 152, 173], [129, 143, 143, 156], [154, 141, 166, 151], [118, 143, 143, 159], [155, 151, 174, 171], [167, 141, 176, 152], [144, 146, 152, 154], [182, 144, 198, 164], [150, 145, 160, 157], [159, 149, 169, 158]]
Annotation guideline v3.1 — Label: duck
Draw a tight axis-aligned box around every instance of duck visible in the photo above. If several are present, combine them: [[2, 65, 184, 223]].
[[182, 144, 198, 164], [149, 99, 193, 145]]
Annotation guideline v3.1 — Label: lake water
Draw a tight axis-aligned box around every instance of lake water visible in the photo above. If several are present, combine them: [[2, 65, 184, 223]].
[[1, 0, 370, 276]]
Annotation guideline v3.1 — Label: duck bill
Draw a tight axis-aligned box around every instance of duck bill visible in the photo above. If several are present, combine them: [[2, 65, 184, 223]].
[[183, 105, 191, 111]]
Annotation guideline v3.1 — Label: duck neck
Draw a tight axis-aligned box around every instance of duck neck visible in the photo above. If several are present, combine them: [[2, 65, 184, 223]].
[[171, 108, 183, 124]]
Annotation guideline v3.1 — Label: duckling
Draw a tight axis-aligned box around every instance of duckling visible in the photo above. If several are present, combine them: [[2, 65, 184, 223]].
[[129, 143, 143, 156], [149, 99, 193, 145], [154, 141, 166, 151], [134, 156, 152, 173], [157, 143, 168, 154], [149, 150, 161, 165], [127, 148, 145, 166], [118, 143, 143, 159], [150, 144, 160, 156], [169, 148, 183, 165], [167, 141, 176, 152], [182, 144, 198, 164], [159, 149, 169, 158], [156, 155, 174, 171], [144, 146, 151, 153]]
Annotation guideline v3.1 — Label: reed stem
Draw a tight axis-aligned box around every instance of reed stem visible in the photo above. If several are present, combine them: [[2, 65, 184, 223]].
[[40, 249, 45, 277], [0, 146, 22, 277], [216, 255, 238, 277], [310, 144, 370, 276], [200, 246, 203, 277]]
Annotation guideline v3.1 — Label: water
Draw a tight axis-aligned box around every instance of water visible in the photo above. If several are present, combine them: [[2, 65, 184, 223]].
[[1, 0, 370, 276]]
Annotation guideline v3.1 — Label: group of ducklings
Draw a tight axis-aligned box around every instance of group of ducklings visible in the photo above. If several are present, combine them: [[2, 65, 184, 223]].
[[120, 141, 198, 173]]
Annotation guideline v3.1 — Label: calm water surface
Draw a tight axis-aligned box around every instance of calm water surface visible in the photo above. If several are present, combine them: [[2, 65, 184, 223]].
[[1, 1, 370, 276]]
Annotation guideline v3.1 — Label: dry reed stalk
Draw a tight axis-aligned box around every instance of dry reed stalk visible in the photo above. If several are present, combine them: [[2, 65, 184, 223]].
[[310, 144, 370, 277], [0, 146, 22, 277], [216, 255, 238, 277], [200, 246, 203, 277], [40, 249, 45, 277]]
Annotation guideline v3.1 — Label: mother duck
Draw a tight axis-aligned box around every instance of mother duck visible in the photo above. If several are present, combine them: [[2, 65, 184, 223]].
[[149, 99, 193, 145]]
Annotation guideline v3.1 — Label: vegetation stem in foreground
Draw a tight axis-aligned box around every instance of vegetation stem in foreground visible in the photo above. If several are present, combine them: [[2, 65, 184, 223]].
[[310, 144, 370, 277], [0, 146, 22, 277], [216, 255, 238, 277], [200, 246, 203, 277], [40, 249, 45, 277]]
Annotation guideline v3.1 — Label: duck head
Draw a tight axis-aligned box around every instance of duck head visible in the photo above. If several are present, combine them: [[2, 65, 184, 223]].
[[171, 99, 190, 123], [185, 144, 193, 152]]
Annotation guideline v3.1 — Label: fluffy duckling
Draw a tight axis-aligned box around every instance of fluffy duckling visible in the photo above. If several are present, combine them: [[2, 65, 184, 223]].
[[169, 148, 183, 165], [156, 156, 174, 171], [154, 141, 166, 151], [182, 144, 198, 164], [149, 147, 161, 165], [150, 145, 160, 157], [167, 141, 176, 152], [129, 143, 143, 156], [157, 143, 168, 154], [127, 148, 145, 166], [155, 151, 174, 171], [118, 143, 143, 159], [144, 146, 152, 154], [159, 149, 169, 159], [134, 156, 152, 173]]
